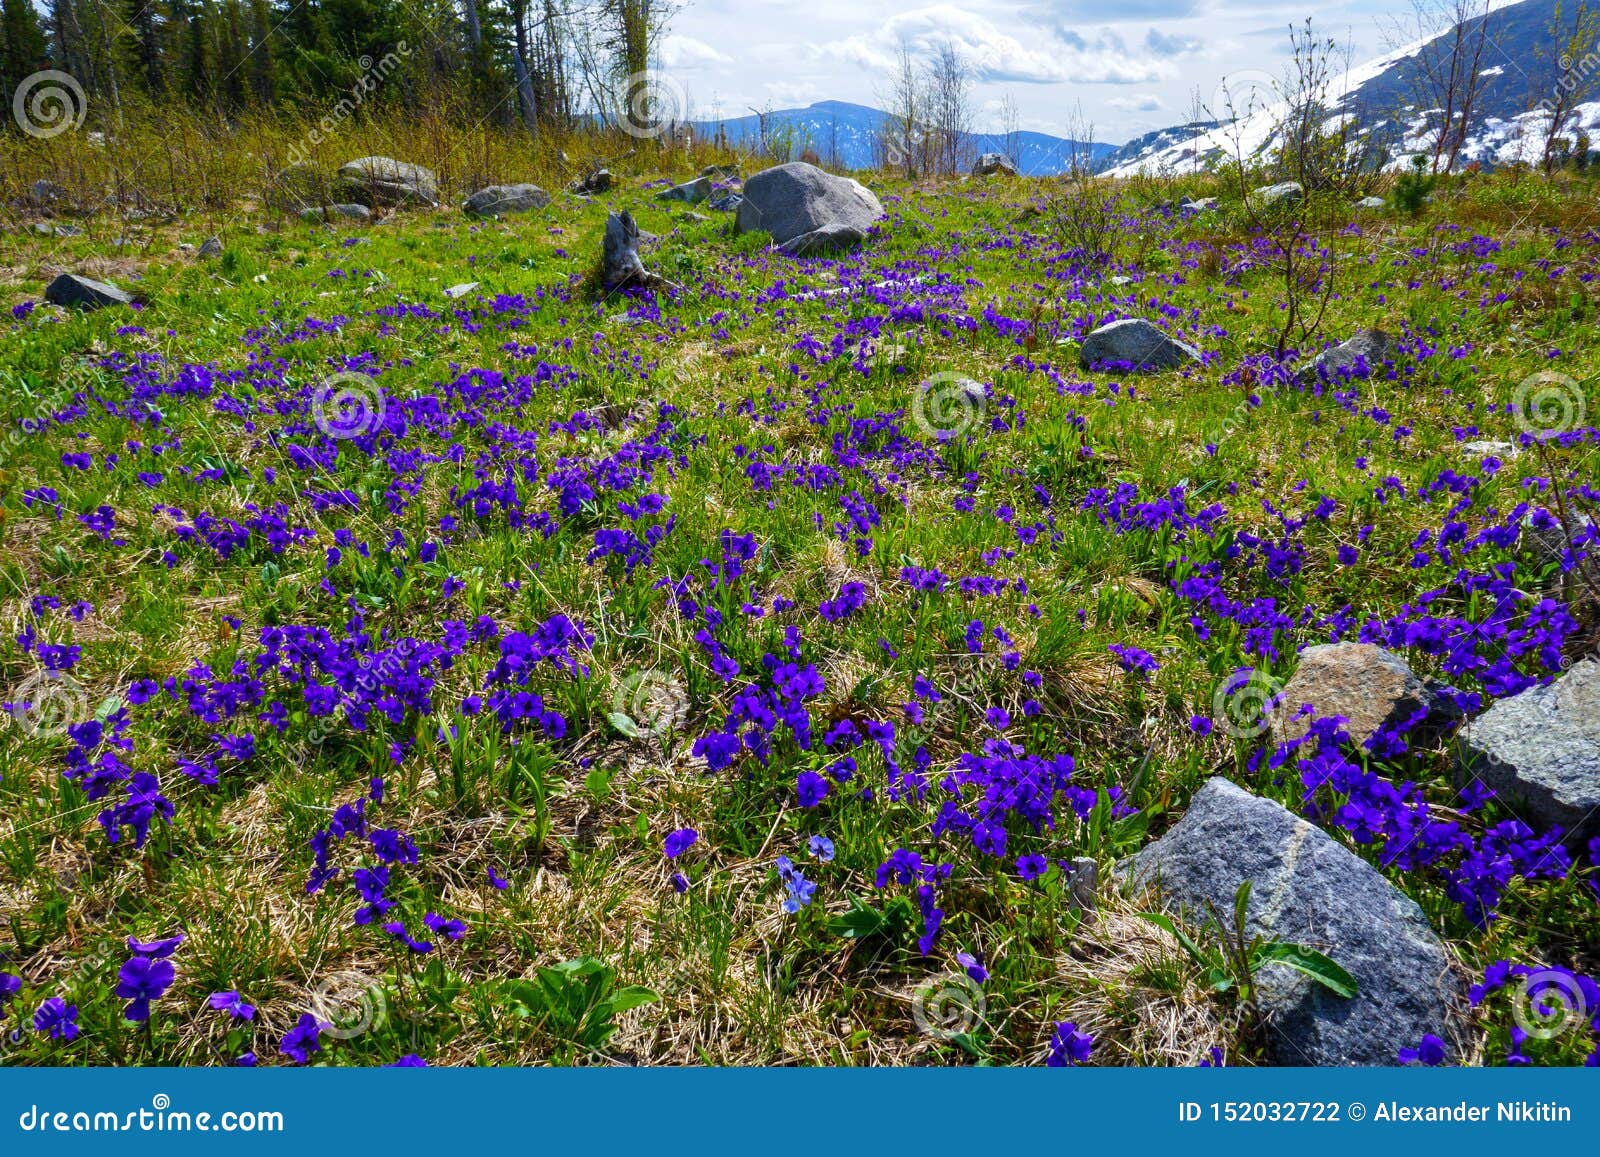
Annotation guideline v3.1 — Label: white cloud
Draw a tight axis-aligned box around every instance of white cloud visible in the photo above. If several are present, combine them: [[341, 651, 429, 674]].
[[659, 34, 735, 70], [1106, 93, 1166, 111], [817, 5, 1171, 85]]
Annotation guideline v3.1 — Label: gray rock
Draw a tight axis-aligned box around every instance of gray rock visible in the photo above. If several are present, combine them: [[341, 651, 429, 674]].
[[708, 193, 743, 212], [1079, 317, 1200, 371], [735, 161, 884, 246], [1129, 778, 1461, 1066], [300, 203, 372, 223], [1270, 642, 1451, 749], [1456, 659, 1600, 842], [443, 282, 479, 300], [603, 210, 649, 289], [1181, 196, 1219, 213], [1356, 196, 1387, 210], [462, 183, 550, 216], [571, 169, 613, 195], [1251, 180, 1304, 208], [1520, 509, 1595, 585], [656, 177, 712, 204], [1460, 440, 1517, 458], [29, 178, 66, 206], [700, 163, 740, 179], [1299, 328, 1391, 382], [337, 156, 439, 207], [972, 152, 1019, 177], [45, 273, 131, 310], [198, 236, 223, 258], [267, 162, 331, 212], [776, 222, 868, 257]]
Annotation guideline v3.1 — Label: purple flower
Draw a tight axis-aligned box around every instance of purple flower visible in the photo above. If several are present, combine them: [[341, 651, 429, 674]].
[[487, 867, 511, 890], [279, 1013, 328, 1064], [423, 912, 468, 940], [1016, 853, 1048, 880], [808, 834, 835, 862], [663, 828, 698, 858], [796, 770, 830, 808], [1188, 715, 1213, 736], [33, 997, 79, 1041], [116, 956, 175, 1022], [386, 1054, 427, 1067], [126, 932, 185, 959], [1046, 1021, 1094, 1066], [956, 951, 988, 983], [207, 991, 256, 1020], [0, 973, 20, 1005], [1398, 1033, 1446, 1066]]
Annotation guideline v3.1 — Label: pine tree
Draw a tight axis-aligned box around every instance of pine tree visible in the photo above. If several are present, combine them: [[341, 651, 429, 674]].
[[2, 0, 51, 113]]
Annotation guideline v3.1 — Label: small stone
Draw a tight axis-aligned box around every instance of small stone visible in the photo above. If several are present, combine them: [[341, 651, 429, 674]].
[[1079, 317, 1200, 371], [972, 152, 1019, 177], [337, 156, 438, 208], [1251, 181, 1304, 208], [1356, 196, 1386, 209], [1299, 328, 1391, 382], [1270, 642, 1452, 748], [443, 282, 479, 300], [198, 236, 223, 258], [462, 184, 550, 216], [300, 204, 372, 223], [656, 177, 712, 204], [1456, 658, 1600, 842], [571, 169, 613, 195], [44, 273, 132, 310]]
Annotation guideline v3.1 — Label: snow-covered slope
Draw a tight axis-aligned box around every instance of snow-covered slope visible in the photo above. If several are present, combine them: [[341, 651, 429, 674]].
[[1103, 0, 1589, 175]]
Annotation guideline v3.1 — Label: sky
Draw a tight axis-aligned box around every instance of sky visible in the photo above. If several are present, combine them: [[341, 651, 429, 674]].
[[660, 0, 1415, 144]]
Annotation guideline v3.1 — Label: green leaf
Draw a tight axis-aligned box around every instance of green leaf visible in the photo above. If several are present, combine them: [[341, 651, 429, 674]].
[[1135, 911, 1208, 969], [1252, 943, 1359, 998], [607, 985, 659, 1014], [607, 711, 640, 738], [827, 894, 913, 940]]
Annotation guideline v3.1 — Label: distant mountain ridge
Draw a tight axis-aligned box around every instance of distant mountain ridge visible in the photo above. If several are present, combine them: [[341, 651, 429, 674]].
[[689, 100, 1115, 176], [1103, 0, 1589, 174]]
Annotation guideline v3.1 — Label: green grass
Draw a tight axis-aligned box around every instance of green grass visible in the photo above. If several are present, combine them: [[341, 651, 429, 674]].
[[0, 160, 1596, 1067]]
